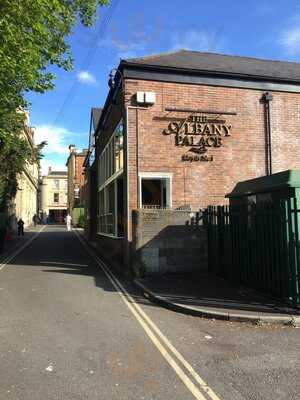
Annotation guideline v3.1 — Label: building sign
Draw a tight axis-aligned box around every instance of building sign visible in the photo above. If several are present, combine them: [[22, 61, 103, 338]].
[[163, 115, 232, 162]]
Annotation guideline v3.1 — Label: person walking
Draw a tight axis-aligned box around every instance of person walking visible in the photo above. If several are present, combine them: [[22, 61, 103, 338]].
[[17, 218, 24, 236], [65, 214, 72, 231], [33, 214, 38, 227]]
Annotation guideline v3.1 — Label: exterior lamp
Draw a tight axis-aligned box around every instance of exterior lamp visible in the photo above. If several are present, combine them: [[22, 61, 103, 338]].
[[108, 68, 124, 106], [108, 68, 124, 88], [108, 68, 121, 90], [108, 71, 116, 89]]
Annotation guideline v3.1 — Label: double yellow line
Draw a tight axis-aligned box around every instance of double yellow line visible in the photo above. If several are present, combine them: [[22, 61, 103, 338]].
[[75, 230, 222, 400]]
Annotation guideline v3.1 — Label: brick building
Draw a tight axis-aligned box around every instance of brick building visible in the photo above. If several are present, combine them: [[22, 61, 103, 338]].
[[66, 145, 88, 219], [85, 50, 300, 273]]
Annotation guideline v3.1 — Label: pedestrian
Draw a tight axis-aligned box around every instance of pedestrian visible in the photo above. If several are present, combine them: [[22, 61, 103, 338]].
[[17, 218, 24, 236], [65, 213, 72, 231], [33, 214, 38, 227]]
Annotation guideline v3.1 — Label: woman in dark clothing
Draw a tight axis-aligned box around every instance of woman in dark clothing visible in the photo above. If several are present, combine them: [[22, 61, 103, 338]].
[[17, 218, 24, 236]]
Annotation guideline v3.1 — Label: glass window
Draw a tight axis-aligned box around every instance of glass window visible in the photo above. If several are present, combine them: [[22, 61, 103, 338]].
[[98, 120, 124, 188], [140, 176, 172, 209], [53, 179, 59, 190], [98, 182, 116, 236], [74, 187, 80, 199], [54, 193, 59, 203], [115, 134, 123, 172]]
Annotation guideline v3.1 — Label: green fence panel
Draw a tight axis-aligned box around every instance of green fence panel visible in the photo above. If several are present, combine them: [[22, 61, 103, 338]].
[[206, 199, 300, 306]]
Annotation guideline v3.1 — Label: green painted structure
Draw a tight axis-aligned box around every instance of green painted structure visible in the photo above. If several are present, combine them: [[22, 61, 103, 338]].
[[207, 170, 300, 307], [227, 169, 300, 205]]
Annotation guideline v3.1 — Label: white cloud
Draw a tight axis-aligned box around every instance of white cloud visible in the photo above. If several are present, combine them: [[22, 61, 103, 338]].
[[77, 70, 97, 85], [34, 124, 79, 155], [98, 28, 224, 62], [170, 29, 224, 53], [98, 37, 147, 60], [280, 25, 300, 55]]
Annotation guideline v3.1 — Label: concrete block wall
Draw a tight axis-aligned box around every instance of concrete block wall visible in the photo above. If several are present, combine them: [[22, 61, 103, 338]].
[[132, 209, 207, 275]]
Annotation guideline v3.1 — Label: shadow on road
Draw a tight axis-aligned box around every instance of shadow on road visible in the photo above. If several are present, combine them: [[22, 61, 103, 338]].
[[6, 225, 159, 310]]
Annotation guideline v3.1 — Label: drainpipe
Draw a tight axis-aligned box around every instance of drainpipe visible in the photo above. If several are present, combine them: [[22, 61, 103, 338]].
[[261, 92, 273, 175]]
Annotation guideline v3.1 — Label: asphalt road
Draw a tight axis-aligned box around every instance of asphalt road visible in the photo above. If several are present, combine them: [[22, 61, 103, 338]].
[[0, 225, 299, 400]]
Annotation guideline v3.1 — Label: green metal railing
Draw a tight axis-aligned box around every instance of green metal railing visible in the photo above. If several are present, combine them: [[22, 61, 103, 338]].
[[206, 199, 300, 306]]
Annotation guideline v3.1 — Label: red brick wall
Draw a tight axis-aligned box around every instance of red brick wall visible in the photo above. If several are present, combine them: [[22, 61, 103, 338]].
[[75, 154, 87, 204], [125, 79, 300, 215]]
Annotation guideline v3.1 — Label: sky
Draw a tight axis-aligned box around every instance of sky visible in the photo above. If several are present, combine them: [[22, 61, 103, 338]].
[[27, 0, 300, 175]]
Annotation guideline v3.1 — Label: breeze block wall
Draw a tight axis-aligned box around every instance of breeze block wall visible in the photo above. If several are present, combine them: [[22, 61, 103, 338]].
[[132, 209, 207, 275]]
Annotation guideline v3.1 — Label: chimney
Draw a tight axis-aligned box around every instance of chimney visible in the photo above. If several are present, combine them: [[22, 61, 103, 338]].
[[69, 144, 76, 154]]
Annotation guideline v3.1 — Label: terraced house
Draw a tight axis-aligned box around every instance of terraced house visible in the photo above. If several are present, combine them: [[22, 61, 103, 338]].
[[8, 112, 39, 230], [40, 168, 68, 224]]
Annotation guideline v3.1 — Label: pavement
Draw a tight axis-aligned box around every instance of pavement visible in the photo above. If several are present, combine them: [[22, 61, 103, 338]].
[[134, 272, 300, 325], [0, 225, 300, 400]]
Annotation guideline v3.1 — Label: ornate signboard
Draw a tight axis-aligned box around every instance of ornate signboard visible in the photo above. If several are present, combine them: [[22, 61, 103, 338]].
[[163, 115, 232, 162]]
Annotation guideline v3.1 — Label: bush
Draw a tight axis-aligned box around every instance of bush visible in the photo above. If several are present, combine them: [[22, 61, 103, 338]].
[[77, 213, 85, 228]]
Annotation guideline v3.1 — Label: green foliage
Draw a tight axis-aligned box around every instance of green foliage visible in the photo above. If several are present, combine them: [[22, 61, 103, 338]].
[[0, 0, 109, 210], [73, 207, 85, 227], [77, 213, 85, 228], [0, 110, 47, 211]]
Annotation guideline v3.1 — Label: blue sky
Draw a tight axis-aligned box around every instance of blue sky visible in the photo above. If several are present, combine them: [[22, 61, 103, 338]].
[[28, 0, 300, 174]]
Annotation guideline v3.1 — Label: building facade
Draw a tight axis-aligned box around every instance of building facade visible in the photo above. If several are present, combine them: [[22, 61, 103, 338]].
[[83, 108, 102, 239], [85, 50, 300, 273], [40, 168, 68, 223], [66, 145, 88, 219], [8, 113, 39, 230]]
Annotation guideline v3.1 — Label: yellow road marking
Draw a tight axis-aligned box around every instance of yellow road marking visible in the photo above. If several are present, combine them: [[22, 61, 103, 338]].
[[75, 230, 222, 400], [0, 226, 46, 271]]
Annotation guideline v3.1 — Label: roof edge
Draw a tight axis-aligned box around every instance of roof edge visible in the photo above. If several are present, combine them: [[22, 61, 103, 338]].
[[120, 60, 300, 85]]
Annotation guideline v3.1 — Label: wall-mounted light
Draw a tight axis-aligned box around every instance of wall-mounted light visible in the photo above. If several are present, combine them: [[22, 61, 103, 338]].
[[108, 69, 117, 89]]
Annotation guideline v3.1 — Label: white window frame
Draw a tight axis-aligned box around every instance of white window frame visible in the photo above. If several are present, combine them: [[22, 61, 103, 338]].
[[138, 172, 173, 209], [53, 179, 59, 190], [98, 120, 124, 188], [96, 119, 124, 239], [97, 178, 123, 238]]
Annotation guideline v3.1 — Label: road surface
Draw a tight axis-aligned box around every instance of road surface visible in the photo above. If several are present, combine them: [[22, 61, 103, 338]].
[[0, 225, 299, 400]]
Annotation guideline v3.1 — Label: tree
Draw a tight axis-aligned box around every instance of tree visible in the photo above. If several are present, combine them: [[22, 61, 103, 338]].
[[0, 0, 109, 210]]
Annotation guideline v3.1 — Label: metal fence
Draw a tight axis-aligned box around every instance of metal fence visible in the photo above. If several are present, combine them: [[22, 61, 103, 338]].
[[206, 199, 300, 306]]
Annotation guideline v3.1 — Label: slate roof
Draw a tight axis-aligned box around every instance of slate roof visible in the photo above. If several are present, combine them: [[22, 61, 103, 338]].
[[49, 171, 67, 176], [121, 50, 300, 83], [76, 149, 88, 157]]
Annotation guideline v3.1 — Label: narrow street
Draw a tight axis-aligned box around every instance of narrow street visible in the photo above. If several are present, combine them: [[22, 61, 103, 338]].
[[0, 226, 299, 400]]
